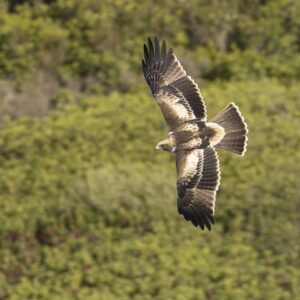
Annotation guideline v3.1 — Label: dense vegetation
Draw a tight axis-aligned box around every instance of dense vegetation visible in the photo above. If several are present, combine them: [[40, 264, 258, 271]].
[[0, 1, 299, 299]]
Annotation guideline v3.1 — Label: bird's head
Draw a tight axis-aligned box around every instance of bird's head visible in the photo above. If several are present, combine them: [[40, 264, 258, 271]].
[[155, 138, 172, 152]]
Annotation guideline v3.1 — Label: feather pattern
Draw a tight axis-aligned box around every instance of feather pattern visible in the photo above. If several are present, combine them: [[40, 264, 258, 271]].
[[142, 37, 206, 130], [176, 147, 220, 230]]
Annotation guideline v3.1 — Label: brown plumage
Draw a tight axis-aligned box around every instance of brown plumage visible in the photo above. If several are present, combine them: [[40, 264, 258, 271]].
[[142, 37, 248, 230]]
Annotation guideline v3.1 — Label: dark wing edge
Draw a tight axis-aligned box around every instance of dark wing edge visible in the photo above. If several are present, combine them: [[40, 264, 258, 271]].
[[142, 37, 207, 124], [177, 147, 220, 230], [142, 37, 186, 93]]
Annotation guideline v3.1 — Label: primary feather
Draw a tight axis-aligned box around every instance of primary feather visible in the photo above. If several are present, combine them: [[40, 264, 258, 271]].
[[142, 37, 206, 130]]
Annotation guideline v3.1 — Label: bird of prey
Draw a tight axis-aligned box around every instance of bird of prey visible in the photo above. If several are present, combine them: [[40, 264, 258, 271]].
[[142, 37, 248, 230]]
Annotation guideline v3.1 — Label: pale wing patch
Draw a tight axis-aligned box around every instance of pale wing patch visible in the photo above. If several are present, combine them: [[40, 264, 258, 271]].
[[156, 92, 192, 127], [176, 150, 201, 184]]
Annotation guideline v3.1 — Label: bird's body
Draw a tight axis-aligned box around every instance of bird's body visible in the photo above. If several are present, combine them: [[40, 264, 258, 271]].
[[142, 38, 248, 230], [156, 120, 225, 153]]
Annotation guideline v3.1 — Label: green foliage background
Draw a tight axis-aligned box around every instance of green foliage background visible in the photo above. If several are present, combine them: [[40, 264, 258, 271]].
[[0, 0, 300, 299]]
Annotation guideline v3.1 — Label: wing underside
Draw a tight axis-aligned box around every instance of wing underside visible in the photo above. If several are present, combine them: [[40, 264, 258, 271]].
[[176, 147, 220, 230], [142, 37, 206, 130]]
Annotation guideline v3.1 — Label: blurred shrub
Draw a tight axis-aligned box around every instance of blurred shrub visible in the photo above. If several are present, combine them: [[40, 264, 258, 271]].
[[0, 4, 67, 83], [1, 0, 300, 92], [1, 0, 300, 298], [0, 80, 299, 298]]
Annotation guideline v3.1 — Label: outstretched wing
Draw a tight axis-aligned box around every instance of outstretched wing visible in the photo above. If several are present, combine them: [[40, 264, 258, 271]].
[[175, 147, 220, 230], [142, 37, 206, 130]]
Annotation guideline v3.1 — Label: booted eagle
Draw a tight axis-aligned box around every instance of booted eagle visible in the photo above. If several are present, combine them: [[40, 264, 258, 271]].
[[142, 37, 248, 230]]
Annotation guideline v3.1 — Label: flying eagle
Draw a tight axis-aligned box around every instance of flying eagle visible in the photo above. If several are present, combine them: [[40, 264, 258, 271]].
[[142, 37, 248, 230]]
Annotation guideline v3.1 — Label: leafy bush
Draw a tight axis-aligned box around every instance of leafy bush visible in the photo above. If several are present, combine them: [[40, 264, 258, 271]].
[[1, 0, 300, 298], [0, 80, 299, 298], [1, 0, 300, 92]]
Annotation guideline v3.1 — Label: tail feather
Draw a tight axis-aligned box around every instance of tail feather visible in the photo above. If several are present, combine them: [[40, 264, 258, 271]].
[[210, 103, 248, 155]]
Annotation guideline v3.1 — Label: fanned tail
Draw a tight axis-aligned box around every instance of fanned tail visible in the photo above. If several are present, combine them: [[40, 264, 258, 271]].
[[209, 103, 248, 155]]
